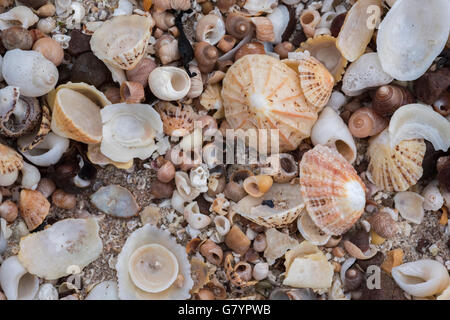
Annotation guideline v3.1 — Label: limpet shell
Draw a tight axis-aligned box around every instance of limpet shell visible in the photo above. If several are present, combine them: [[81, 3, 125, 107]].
[[90, 185, 139, 218]]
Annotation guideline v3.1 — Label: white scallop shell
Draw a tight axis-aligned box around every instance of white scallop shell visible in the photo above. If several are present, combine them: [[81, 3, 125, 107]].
[[0, 6, 39, 30], [85, 281, 119, 300], [2, 49, 58, 97], [392, 260, 450, 297], [0, 255, 39, 300], [18, 218, 103, 280], [377, 0, 450, 81]]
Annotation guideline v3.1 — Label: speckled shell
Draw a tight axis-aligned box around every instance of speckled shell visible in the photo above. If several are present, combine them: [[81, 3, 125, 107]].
[[222, 54, 317, 152], [0, 143, 23, 175], [155, 102, 197, 137], [367, 129, 425, 192], [300, 145, 366, 236]]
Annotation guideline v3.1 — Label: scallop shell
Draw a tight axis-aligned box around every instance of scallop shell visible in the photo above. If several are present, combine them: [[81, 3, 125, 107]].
[[232, 183, 305, 228], [300, 145, 366, 236], [377, 0, 450, 81], [300, 35, 348, 82], [155, 102, 197, 137], [18, 218, 103, 280], [222, 54, 317, 152], [116, 224, 193, 300], [90, 15, 154, 70], [0, 143, 23, 175], [367, 129, 425, 192]]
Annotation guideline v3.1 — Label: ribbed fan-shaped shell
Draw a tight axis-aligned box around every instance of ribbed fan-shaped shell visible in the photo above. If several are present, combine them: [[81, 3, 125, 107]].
[[300, 145, 366, 236], [222, 54, 317, 152], [367, 129, 425, 192], [0, 143, 23, 174], [155, 102, 197, 137]]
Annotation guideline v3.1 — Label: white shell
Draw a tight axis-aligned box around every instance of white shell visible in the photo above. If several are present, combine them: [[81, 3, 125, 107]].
[[264, 228, 299, 265], [394, 191, 425, 224], [90, 185, 139, 218], [183, 202, 211, 229], [310, 107, 357, 163], [113, 0, 133, 16], [20, 162, 41, 190], [342, 52, 393, 96], [0, 6, 39, 30], [214, 215, 230, 236], [116, 224, 193, 300], [171, 190, 187, 214], [0, 56, 3, 82], [252, 262, 269, 281], [175, 171, 201, 201], [85, 281, 119, 300], [189, 164, 209, 192], [297, 210, 331, 246], [392, 260, 450, 297], [377, 0, 450, 81], [422, 180, 444, 211], [389, 104, 450, 152], [148, 67, 191, 101], [195, 14, 226, 45], [18, 132, 70, 167], [100, 103, 163, 163], [18, 218, 103, 280], [38, 283, 58, 300], [0, 170, 19, 187], [0, 255, 39, 300], [244, 0, 277, 15], [2, 49, 58, 97], [267, 5, 289, 44]]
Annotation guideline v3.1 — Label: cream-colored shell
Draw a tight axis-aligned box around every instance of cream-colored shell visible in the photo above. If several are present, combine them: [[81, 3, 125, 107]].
[[297, 210, 331, 246], [18, 132, 70, 167], [264, 228, 299, 265], [148, 67, 191, 101], [18, 218, 103, 280], [85, 281, 119, 300], [0, 255, 39, 300], [394, 191, 425, 224], [90, 15, 154, 70], [0, 6, 39, 30], [116, 224, 193, 300]]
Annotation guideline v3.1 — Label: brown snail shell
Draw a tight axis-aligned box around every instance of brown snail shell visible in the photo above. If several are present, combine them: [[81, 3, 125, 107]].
[[348, 107, 388, 138], [225, 225, 251, 255], [0, 96, 41, 138], [225, 13, 253, 40], [194, 41, 219, 74], [368, 211, 399, 239], [372, 85, 414, 117]]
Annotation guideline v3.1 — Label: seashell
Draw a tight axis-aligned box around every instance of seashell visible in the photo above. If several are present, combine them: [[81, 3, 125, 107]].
[[0, 200, 18, 223], [217, 35, 236, 53], [157, 160, 175, 183], [394, 191, 425, 224], [194, 41, 219, 74], [126, 58, 156, 88], [0, 6, 39, 31], [148, 67, 191, 101], [225, 225, 250, 255], [260, 153, 298, 183], [120, 81, 145, 104], [264, 228, 298, 265], [1, 26, 33, 50], [233, 183, 305, 228], [251, 17, 275, 42], [422, 180, 444, 211], [243, 0, 277, 15], [195, 14, 226, 46], [300, 145, 366, 236], [0, 142, 23, 175], [155, 34, 180, 65], [91, 185, 139, 218], [152, 11, 175, 31], [18, 218, 103, 280], [343, 240, 378, 260], [377, 0, 450, 81], [200, 83, 223, 115], [392, 260, 450, 297], [296, 53, 335, 110], [0, 56, 3, 82], [199, 239, 223, 265], [372, 85, 414, 117], [190, 164, 209, 191], [52, 189, 76, 210], [20, 162, 40, 190], [300, 35, 347, 82], [175, 171, 201, 201], [222, 54, 317, 152], [32, 37, 64, 67], [214, 215, 230, 236], [37, 283, 58, 300], [86, 143, 133, 170], [224, 252, 257, 288], [336, 0, 381, 62], [437, 285, 450, 300], [85, 281, 118, 300], [252, 262, 269, 281], [155, 102, 196, 137], [90, 15, 154, 70], [367, 129, 425, 192], [299, 9, 320, 39], [388, 104, 450, 152], [310, 107, 357, 163], [367, 211, 398, 239], [0, 256, 39, 300], [186, 66, 203, 99], [283, 241, 334, 289], [348, 107, 388, 139], [2, 49, 58, 97], [116, 224, 193, 299], [297, 210, 331, 246], [225, 13, 253, 40], [184, 202, 211, 229], [100, 103, 163, 163], [342, 52, 393, 97], [266, 5, 290, 44], [37, 17, 56, 34], [19, 189, 50, 231], [242, 175, 273, 198], [274, 42, 294, 60]]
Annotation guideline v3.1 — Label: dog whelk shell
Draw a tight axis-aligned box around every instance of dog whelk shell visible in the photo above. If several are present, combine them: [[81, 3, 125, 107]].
[[116, 224, 193, 299], [300, 145, 366, 236], [2, 49, 58, 97], [0, 6, 39, 31], [222, 54, 317, 152], [18, 218, 103, 280], [377, 0, 450, 81], [100, 103, 163, 163], [392, 260, 450, 297], [336, 0, 381, 62], [148, 67, 191, 101], [394, 191, 425, 224], [297, 210, 331, 246], [90, 15, 154, 70], [90, 185, 139, 218], [0, 255, 39, 300], [232, 183, 305, 228], [388, 104, 450, 152]]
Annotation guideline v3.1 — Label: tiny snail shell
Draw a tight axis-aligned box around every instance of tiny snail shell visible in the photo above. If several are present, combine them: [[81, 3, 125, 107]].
[[225, 13, 253, 40], [196, 14, 226, 46], [234, 41, 265, 61], [36, 177, 56, 198], [120, 81, 145, 104], [196, 289, 215, 300], [217, 35, 236, 53], [242, 175, 273, 198], [348, 107, 388, 138], [0, 200, 18, 223], [234, 262, 252, 281], [368, 211, 398, 239], [152, 11, 175, 31], [252, 262, 269, 281], [300, 9, 321, 38], [32, 37, 64, 66], [1, 27, 33, 50], [372, 85, 414, 117], [155, 34, 180, 65], [225, 225, 251, 255], [184, 202, 211, 229], [274, 41, 294, 59], [194, 41, 219, 74], [148, 66, 191, 101], [214, 215, 231, 236], [253, 233, 267, 252], [199, 239, 223, 265], [51, 189, 76, 209], [157, 160, 175, 183]]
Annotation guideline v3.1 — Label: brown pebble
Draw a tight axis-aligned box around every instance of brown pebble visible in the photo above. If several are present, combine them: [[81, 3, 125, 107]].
[[67, 29, 92, 56], [20, 0, 47, 9], [416, 238, 431, 254], [330, 13, 346, 38], [149, 180, 174, 199], [437, 156, 450, 192], [413, 67, 450, 105], [1, 26, 33, 50], [71, 52, 110, 87], [52, 189, 77, 210]]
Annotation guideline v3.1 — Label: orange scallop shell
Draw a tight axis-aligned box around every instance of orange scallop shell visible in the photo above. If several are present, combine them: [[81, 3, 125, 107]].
[[300, 145, 366, 236]]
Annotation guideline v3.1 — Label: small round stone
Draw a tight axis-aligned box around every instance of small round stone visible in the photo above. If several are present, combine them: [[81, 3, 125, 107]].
[[1, 26, 33, 50]]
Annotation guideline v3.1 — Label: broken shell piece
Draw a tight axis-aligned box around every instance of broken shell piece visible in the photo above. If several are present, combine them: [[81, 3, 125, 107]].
[[184, 202, 211, 229], [195, 14, 226, 46], [148, 67, 191, 101], [85, 281, 118, 300], [343, 240, 378, 260], [224, 253, 257, 288], [336, 0, 381, 62], [100, 103, 163, 163], [155, 102, 196, 137], [300, 145, 366, 236], [233, 183, 305, 228], [264, 228, 298, 265], [392, 260, 450, 298], [18, 132, 70, 167], [90, 185, 139, 218], [0, 255, 39, 300], [200, 83, 222, 112], [19, 189, 50, 231], [367, 129, 425, 192], [18, 218, 103, 280], [283, 241, 334, 289], [116, 224, 193, 299], [243, 0, 277, 15], [251, 17, 275, 42], [90, 15, 154, 70], [394, 191, 425, 224], [87, 143, 133, 169], [0, 6, 39, 31], [297, 210, 331, 246], [388, 104, 450, 152], [0, 143, 23, 175], [260, 153, 298, 183], [342, 52, 393, 97], [377, 0, 450, 81], [422, 180, 444, 211], [310, 107, 356, 163], [266, 5, 289, 44], [175, 171, 201, 201]]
